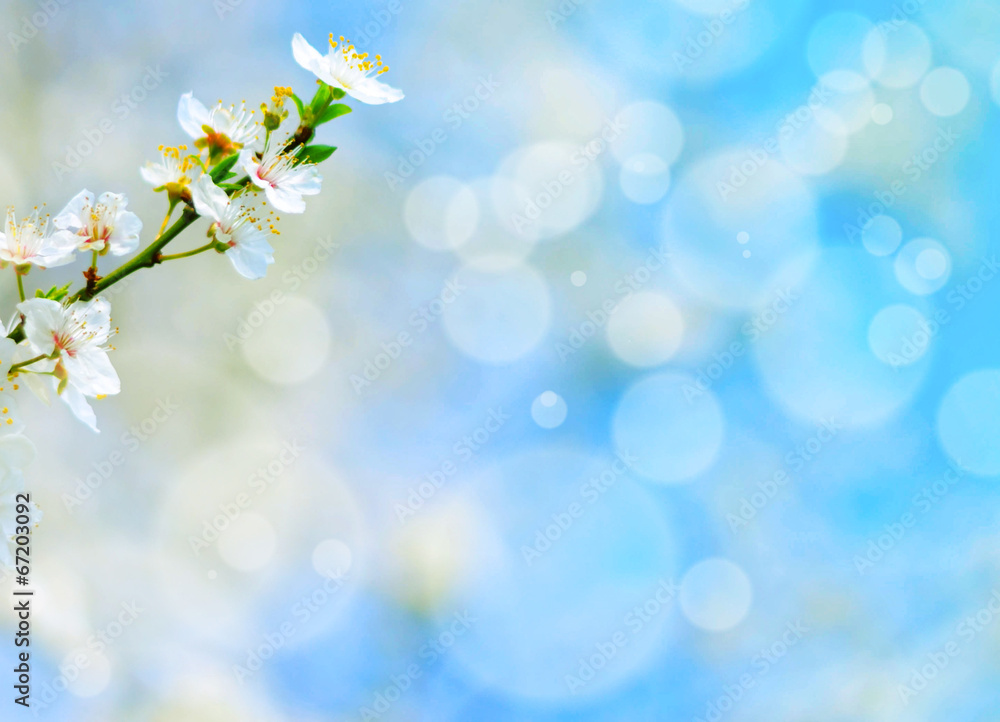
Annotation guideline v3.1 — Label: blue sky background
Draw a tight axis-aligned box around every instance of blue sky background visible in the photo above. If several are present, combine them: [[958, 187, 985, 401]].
[[1, 0, 999, 719]]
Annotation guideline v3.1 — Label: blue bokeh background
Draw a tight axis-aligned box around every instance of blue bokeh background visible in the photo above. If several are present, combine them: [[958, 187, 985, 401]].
[[1, 0, 999, 719]]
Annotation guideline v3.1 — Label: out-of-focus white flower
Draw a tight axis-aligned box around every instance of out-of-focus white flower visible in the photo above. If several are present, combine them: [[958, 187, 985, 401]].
[[292, 33, 403, 105], [178, 92, 260, 160], [0, 437, 41, 569], [0, 207, 76, 268], [241, 139, 322, 214], [54, 191, 143, 256], [191, 175, 275, 280], [141, 145, 201, 199], [17, 297, 120, 433]]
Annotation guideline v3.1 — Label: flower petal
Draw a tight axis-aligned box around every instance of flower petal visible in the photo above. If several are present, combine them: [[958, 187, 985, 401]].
[[226, 230, 274, 279], [108, 210, 143, 256], [264, 184, 307, 214], [63, 350, 120, 397], [16, 298, 62, 356], [53, 189, 94, 230], [59, 384, 100, 433], [346, 77, 405, 105], [191, 175, 230, 222], [178, 92, 211, 139], [292, 33, 326, 77]]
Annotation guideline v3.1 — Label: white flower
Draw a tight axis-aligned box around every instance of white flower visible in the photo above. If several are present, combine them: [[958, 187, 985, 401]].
[[54, 191, 143, 256], [178, 92, 260, 159], [191, 175, 275, 280], [241, 139, 322, 214], [17, 297, 120, 433], [141, 145, 201, 198], [0, 207, 76, 268], [292, 33, 403, 105]]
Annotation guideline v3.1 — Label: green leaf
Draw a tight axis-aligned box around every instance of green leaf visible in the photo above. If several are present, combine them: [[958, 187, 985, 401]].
[[316, 103, 352, 124], [210, 153, 241, 181], [300, 145, 337, 164], [290, 92, 305, 118], [35, 282, 72, 302], [330, 87, 346, 100], [309, 84, 332, 115]]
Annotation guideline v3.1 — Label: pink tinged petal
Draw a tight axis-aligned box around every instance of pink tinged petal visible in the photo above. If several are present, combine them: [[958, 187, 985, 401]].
[[191, 175, 230, 222], [16, 298, 62, 356], [64, 350, 120, 397], [243, 159, 270, 193], [178, 92, 211, 139], [59, 384, 100, 433], [292, 33, 327, 77], [226, 231, 274, 279], [53, 189, 95, 230]]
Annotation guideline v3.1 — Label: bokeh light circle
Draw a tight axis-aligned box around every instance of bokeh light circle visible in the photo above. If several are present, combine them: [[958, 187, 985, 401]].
[[920, 67, 971, 117], [241, 296, 331, 385], [894, 238, 952, 295], [938, 370, 1000, 475], [662, 149, 819, 309], [612, 372, 724, 483], [865, 22, 932, 88], [815, 73, 876, 135], [311, 539, 353, 578], [442, 265, 551, 364], [754, 248, 930, 427], [455, 178, 536, 272], [861, 215, 903, 256], [610, 101, 684, 166], [444, 449, 677, 700], [679, 558, 753, 632], [871, 103, 894, 125], [404, 176, 479, 251], [492, 142, 605, 241], [531, 391, 568, 429], [606, 291, 685, 367], [218, 511, 276, 571], [808, 13, 883, 83], [780, 110, 848, 175], [867, 304, 930, 367], [620, 153, 671, 204]]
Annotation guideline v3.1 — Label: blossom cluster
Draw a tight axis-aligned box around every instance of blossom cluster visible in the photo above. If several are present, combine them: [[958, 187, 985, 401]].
[[0, 33, 401, 565]]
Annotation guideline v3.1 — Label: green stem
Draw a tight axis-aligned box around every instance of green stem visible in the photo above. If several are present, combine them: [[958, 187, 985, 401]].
[[70, 207, 201, 302], [15, 270, 25, 303], [8, 354, 46, 374], [158, 240, 218, 262]]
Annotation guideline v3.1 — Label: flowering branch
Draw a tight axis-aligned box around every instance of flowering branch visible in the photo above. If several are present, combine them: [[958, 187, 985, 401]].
[[0, 31, 403, 566]]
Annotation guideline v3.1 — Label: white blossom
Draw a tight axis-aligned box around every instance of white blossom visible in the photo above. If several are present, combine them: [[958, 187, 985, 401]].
[[292, 33, 403, 105]]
